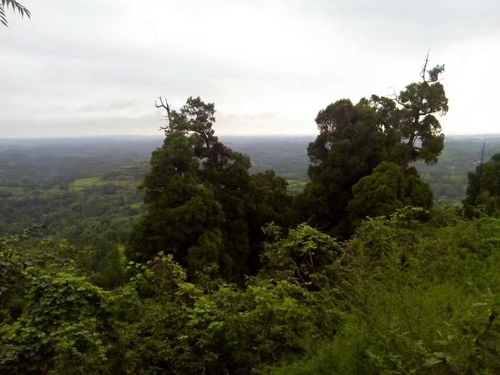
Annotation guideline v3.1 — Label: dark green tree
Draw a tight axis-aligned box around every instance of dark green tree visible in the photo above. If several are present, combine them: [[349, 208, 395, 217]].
[[165, 97, 271, 280], [125, 129, 225, 276], [245, 170, 293, 273], [348, 162, 433, 228], [464, 153, 500, 218], [297, 58, 447, 237], [127, 97, 293, 282], [298, 98, 389, 236], [372, 54, 448, 169]]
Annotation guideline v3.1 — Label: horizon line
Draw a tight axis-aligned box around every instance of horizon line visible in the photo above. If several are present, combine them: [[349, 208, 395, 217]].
[[1, 133, 499, 141]]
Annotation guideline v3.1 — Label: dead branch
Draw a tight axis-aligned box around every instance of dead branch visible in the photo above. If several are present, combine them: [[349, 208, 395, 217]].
[[420, 50, 430, 83], [155, 97, 173, 129]]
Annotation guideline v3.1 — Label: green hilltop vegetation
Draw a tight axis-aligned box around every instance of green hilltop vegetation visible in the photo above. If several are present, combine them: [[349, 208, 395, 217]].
[[2, 62, 500, 374]]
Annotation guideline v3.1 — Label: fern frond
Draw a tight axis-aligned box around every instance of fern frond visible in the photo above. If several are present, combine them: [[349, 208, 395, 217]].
[[0, 0, 31, 27]]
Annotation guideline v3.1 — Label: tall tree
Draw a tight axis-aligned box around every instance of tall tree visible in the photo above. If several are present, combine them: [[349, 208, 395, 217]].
[[128, 97, 293, 283], [125, 131, 225, 275], [374, 53, 448, 169], [162, 97, 258, 280], [463, 153, 500, 218], [298, 98, 389, 236], [1, 0, 30, 27], [245, 170, 293, 273], [297, 58, 447, 237]]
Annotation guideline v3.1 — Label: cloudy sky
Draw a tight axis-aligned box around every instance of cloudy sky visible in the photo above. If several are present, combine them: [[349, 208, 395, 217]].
[[1, 0, 499, 138]]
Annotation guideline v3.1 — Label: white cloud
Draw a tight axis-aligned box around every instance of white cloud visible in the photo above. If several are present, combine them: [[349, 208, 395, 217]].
[[1, 0, 499, 137]]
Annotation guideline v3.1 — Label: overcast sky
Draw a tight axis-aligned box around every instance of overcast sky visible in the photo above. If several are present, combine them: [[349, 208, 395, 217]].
[[1, 0, 499, 138]]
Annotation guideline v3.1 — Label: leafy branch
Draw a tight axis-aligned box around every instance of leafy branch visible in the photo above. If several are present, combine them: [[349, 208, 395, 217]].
[[1, 0, 31, 27]]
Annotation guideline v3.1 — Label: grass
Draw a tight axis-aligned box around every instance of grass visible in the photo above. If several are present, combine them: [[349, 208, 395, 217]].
[[0, 186, 26, 195], [69, 177, 134, 192], [129, 202, 143, 210], [69, 177, 105, 192]]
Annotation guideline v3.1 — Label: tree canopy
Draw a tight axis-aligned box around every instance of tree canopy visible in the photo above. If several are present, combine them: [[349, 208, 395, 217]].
[[296, 57, 448, 237], [126, 97, 292, 283], [348, 162, 433, 228]]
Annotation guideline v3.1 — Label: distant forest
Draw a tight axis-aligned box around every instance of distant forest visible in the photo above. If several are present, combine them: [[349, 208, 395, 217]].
[[0, 135, 500, 243], [1, 134, 499, 240]]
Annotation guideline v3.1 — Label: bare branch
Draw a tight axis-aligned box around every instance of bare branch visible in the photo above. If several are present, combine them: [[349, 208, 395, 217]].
[[386, 86, 398, 98], [420, 50, 430, 83], [394, 97, 413, 110], [155, 96, 173, 130]]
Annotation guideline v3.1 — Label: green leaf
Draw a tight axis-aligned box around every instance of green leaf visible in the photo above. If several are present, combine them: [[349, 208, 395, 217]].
[[424, 357, 444, 367]]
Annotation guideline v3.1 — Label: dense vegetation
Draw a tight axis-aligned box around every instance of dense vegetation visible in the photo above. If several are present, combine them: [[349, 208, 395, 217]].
[[2, 62, 500, 374]]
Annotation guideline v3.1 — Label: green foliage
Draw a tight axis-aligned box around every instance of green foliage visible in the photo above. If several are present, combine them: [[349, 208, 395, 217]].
[[298, 60, 447, 237], [384, 59, 448, 167], [125, 130, 225, 273], [0, 236, 28, 321], [261, 224, 342, 290], [110, 252, 341, 374], [299, 97, 388, 236], [270, 215, 500, 375], [464, 153, 500, 218], [348, 162, 433, 228], [1, 262, 112, 374], [78, 239, 126, 289], [4, 276, 109, 374], [3, 209, 500, 374], [127, 97, 294, 283]]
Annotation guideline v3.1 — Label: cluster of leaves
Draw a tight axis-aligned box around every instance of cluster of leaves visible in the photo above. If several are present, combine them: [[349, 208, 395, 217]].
[[271, 210, 500, 375], [0, 234, 116, 374], [348, 162, 433, 228], [1, 225, 344, 374]]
